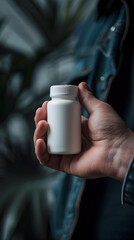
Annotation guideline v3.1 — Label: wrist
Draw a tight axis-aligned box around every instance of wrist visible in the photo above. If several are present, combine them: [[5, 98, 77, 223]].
[[110, 130, 134, 182]]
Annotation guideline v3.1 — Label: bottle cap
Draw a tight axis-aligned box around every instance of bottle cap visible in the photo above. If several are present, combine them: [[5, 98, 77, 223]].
[[50, 85, 78, 98]]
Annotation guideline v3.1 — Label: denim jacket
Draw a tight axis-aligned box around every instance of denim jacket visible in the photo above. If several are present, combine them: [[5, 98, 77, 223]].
[[50, 1, 134, 239]]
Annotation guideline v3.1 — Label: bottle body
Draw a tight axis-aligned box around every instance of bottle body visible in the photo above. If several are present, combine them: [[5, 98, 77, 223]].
[[47, 97, 81, 155]]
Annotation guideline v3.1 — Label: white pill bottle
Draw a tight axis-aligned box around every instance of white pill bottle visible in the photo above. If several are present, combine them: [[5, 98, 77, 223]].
[[47, 85, 81, 154]]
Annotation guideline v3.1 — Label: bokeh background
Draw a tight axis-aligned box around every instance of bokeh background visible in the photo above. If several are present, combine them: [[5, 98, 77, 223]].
[[0, 0, 94, 239]]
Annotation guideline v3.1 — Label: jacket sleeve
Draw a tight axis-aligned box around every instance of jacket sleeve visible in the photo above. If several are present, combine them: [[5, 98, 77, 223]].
[[121, 157, 134, 205]]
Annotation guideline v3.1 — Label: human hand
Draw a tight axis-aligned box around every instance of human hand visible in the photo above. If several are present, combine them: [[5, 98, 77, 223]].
[[34, 82, 134, 181]]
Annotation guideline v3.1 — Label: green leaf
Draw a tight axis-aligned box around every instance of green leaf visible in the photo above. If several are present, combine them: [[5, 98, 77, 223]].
[[0, 44, 27, 57], [0, 186, 16, 214], [0, 186, 30, 240], [12, 0, 54, 42], [61, 0, 89, 28], [31, 189, 47, 239], [0, 18, 5, 29]]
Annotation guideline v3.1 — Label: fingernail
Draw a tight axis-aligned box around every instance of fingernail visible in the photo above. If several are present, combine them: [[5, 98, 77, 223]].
[[36, 139, 40, 146], [36, 108, 40, 114], [37, 121, 42, 127], [83, 82, 88, 89]]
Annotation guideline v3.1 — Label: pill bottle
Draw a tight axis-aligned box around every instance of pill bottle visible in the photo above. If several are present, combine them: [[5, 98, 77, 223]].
[[47, 85, 81, 154]]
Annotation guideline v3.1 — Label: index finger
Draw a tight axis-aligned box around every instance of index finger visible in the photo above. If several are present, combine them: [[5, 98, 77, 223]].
[[34, 101, 48, 126]]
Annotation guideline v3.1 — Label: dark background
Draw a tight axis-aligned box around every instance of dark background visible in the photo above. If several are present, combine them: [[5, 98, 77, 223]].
[[0, 0, 93, 239]]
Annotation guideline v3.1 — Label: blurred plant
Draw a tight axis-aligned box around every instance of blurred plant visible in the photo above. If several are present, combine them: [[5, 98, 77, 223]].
[[0, 0, 92, 239]]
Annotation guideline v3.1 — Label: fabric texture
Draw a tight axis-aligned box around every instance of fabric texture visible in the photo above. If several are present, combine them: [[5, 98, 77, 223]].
[[50, 0, 134, 239], [122, 157, 134, 205]]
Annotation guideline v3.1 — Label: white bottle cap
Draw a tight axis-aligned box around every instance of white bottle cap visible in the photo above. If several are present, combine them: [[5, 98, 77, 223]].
[[50, 85, 78, 98]]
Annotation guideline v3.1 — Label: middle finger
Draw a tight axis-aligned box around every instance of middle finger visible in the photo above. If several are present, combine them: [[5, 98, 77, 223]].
[[34, 120, 49, 145]]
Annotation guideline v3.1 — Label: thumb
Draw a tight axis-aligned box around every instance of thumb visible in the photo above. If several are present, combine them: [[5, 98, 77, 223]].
[[78, 82, 101, 114]]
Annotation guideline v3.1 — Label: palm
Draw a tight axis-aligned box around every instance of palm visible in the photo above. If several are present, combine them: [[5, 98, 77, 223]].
[[34, 83, 130, 179], [44, 102, 128, 178]]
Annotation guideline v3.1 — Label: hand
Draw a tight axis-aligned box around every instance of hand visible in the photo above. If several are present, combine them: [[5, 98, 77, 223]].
[[34, 82, 134, 181]]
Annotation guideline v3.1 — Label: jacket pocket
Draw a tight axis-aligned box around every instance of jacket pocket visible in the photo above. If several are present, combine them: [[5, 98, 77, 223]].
[[97, 20, 126, 64]]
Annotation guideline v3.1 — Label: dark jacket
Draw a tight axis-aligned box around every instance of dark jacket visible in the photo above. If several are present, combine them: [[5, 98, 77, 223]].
[[50, 1, 134, 239]]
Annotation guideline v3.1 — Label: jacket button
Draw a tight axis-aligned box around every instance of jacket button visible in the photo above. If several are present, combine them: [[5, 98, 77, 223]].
[[100, 76, 105, 81], [110, 26, 115, 32]]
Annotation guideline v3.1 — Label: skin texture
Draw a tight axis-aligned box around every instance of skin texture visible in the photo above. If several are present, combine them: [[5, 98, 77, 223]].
[[34, 82, 134, 181]]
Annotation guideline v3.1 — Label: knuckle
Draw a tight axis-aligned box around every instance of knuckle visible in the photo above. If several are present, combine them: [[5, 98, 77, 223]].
[[36, 107, 41, 114], [42, 100, 49, 108], [37, 120, 46, 129]]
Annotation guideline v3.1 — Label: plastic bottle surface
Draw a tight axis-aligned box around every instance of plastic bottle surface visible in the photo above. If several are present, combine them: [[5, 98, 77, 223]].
[[47, 85, 81, 154]]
